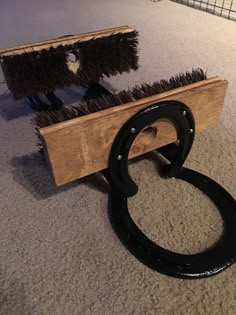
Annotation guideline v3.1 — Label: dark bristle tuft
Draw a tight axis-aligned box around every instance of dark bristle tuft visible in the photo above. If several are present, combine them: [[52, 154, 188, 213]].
[[132, 68, 207, 100], [1, 30, 139, 99], [34, 68, 207, 128]]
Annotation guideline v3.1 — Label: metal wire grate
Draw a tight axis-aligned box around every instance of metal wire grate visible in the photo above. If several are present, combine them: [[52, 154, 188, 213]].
[[171, 0, 236, 21]]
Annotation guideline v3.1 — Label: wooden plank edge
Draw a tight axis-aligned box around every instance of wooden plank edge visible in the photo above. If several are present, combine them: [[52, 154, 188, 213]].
[[0, 25, 134, 57]]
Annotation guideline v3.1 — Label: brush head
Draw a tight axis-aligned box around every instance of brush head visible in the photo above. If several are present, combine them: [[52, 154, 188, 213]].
[[1, 30, 139, 99], [34, 68, 207, 129], [34, 68, 207, 155]]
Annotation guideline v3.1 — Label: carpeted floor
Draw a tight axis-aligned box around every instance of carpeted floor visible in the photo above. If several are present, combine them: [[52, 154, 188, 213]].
[[0, 0, 236, 314]]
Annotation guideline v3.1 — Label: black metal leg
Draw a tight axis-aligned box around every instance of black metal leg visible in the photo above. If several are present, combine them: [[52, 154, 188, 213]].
[[26, 92, 64, 111], [26, 95, 50, 111], [83, 82, 112, 101], [45, 92, 63, 110]]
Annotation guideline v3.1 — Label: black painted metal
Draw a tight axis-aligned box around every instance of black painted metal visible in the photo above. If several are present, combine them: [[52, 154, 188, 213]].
[[83, 82, 113, 101], [26, 92, 63, 111], [106, 100, 236, 279], [26, 82, 111, 111], [45, 92, 64, 110], [108, 101, 195, 196]]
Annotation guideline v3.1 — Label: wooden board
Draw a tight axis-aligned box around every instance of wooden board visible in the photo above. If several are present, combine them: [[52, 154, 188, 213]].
[[0, 25, 134, 57], [39, 77, 228, 186]]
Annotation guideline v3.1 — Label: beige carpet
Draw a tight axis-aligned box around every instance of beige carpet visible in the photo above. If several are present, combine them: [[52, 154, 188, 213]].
[[0, 0, 236, 314]]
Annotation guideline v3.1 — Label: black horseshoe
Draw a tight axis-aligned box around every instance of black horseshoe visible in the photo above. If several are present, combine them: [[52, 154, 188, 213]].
[[105, 100, 236, 279]]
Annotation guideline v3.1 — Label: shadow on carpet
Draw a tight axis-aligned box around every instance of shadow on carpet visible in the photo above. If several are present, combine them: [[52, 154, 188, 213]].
[[0, 94, 32, 120], [10, 153, 109, 200]]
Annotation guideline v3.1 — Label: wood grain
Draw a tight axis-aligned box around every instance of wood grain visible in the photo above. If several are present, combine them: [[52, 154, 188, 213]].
[[0, 25, 133, 57], [39, 77, 228, 186]]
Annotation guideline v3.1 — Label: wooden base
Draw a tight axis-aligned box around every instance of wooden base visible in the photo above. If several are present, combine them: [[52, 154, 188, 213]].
[[39, 77, 228, 186]]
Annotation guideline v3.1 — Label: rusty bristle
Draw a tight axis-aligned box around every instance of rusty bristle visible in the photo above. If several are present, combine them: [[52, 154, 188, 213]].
[[34, 68, 207, 129]]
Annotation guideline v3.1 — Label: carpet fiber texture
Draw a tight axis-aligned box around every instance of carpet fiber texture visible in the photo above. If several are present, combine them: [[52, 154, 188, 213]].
[[0, 0, 235, 314]]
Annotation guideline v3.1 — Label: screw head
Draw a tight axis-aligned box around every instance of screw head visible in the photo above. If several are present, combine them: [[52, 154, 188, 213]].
[[130, 127, 136, 134], [189, 129, 194, 133], [183, 110, 187, 116], [117, 155, 123, 160]]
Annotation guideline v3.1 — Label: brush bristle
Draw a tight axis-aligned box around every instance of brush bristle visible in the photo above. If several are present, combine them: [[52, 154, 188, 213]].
[[34, 68, 207, 129], [1, 31, 139, 99]]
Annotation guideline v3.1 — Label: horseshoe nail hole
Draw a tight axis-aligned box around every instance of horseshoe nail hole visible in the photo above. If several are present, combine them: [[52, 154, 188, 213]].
[[138, 126, 158, 146]]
